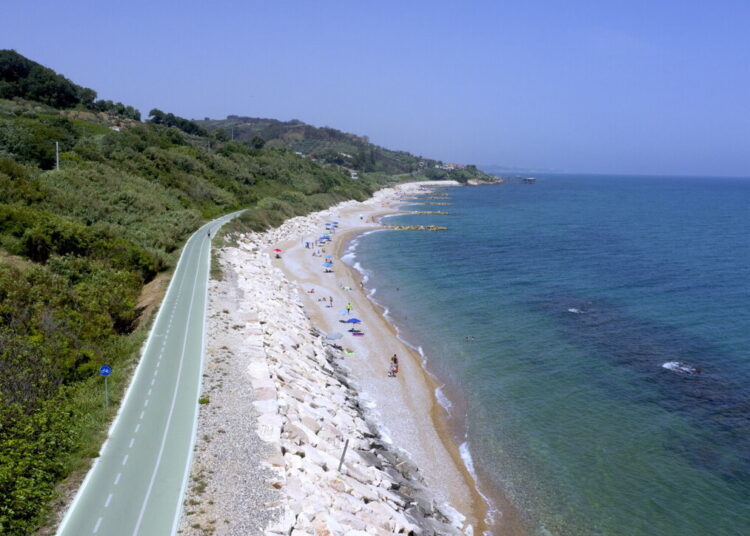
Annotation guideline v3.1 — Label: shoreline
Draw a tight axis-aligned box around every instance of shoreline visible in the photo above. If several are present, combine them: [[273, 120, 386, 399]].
[[274, 183, 487, 530], [179, 181, 522, 535], [332, 190, 529, 536], [332, 224, 490, 523]]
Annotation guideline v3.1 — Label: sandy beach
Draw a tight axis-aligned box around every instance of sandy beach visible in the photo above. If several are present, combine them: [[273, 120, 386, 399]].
[[179, 181, 494, 535], [274, 184, 486, 522]]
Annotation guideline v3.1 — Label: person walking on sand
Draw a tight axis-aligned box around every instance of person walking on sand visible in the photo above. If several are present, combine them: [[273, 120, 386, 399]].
[[346, 302, 352, 315], [329, 296, 333, 308], [389, 354, 399, 377]]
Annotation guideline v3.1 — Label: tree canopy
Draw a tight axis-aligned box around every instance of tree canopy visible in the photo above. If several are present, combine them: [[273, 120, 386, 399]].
[[148, 108, 207, 136], [0, 49, 89, 109], [0, 50, 141, 121]]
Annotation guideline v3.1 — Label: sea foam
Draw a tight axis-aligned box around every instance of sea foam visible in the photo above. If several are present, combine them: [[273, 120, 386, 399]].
[[662, 361, 700, 374], [436, 385, 454, 415]]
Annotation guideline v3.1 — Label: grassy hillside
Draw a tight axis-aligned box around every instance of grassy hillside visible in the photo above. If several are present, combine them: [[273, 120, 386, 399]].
[[197, 116, 499, 183], [0, 53, 399, 535]]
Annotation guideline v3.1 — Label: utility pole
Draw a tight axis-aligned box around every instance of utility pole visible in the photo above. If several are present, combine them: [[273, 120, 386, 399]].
[[55, 141, 60, 170]]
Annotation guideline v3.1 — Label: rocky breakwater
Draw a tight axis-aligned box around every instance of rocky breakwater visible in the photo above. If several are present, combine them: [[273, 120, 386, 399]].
[[202, 220, 473, 535], [384, 225, 447, 231]]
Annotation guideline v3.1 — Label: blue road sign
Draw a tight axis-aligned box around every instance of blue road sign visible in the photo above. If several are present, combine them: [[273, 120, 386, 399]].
[[99, 365, 112, 377]]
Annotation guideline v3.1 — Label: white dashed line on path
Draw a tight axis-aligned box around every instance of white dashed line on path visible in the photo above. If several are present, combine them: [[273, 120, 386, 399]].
[[104, 493, 112, 508], [92, 517, 102, 533], [114, 473, 121, 485], [122, 454, 129, 466]]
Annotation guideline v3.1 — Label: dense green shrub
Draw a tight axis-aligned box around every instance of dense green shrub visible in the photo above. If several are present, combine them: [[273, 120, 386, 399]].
[[0, 56, 401, 535]]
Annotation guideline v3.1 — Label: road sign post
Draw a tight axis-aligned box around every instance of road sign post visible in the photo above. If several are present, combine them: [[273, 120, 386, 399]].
[[99, 365, 112, 409]]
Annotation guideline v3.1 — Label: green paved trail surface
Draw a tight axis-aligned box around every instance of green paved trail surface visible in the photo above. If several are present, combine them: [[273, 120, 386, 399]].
[[57, 213, 240, 536]]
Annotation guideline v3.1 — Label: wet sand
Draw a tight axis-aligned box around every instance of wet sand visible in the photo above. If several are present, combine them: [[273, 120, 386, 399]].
[[271, 182, 504, 532]]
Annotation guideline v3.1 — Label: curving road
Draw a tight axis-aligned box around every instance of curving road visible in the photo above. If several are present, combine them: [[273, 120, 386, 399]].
[[57, 212, 242, 536]]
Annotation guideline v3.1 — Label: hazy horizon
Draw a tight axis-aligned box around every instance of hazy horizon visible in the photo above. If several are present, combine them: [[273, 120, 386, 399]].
[[3, 0, 749, 177]]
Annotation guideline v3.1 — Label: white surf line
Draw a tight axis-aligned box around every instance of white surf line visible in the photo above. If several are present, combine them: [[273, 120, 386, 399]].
[[131, 239, 201, 536]]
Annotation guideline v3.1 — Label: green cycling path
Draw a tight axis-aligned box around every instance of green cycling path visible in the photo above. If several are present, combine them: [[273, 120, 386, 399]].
[[57, 212, 242, 536]]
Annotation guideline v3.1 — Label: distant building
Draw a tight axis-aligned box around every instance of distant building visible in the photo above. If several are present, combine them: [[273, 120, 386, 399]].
[[434, 162, 466, 170]]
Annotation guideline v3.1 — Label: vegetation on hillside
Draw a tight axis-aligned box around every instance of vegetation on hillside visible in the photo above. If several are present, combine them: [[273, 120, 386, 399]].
[[0, 49, 139, 120], [0, 52, 396, 535], [197, 116, 498, 182]]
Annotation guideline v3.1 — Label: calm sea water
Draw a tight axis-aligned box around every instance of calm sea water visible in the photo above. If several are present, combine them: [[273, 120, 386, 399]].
[[346, 175, 750, 536]]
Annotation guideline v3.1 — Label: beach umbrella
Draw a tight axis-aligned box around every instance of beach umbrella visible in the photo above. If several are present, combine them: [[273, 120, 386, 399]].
[[323, 261, 333, 267], [325, 332, 344, 340], [273, 248, 282, 253], [325, 254, 333, 258], [344, 318, 362, 324]]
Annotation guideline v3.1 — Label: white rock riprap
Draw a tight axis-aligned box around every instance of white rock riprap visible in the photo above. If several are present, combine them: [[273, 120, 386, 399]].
[[180, 184, 472, 536]]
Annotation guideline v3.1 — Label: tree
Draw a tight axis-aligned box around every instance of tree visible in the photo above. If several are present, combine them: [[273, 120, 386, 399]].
[[0, 49, 90, 109], [148, 108, 165, 124], [251, 135, 265, 149], [211, 129, 229, 142]]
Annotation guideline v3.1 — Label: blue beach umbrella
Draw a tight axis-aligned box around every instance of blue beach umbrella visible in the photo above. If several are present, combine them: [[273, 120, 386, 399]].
[[325, 254, 333, 258], [344, 318, 362, 324], [323, 261, 333, 267]]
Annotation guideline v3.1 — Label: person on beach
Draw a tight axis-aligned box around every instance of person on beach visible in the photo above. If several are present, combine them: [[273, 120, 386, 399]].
[[346, 302, 352, 314], [329, 296, 333, 307], [388, 354, 399, 377]]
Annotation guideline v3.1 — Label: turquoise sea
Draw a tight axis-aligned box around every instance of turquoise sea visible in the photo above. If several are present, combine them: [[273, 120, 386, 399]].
[[345, 175, 750, 536]]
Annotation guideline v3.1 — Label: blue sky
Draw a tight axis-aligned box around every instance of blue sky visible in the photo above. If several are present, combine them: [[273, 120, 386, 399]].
[[3, 1, 749, 176]]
